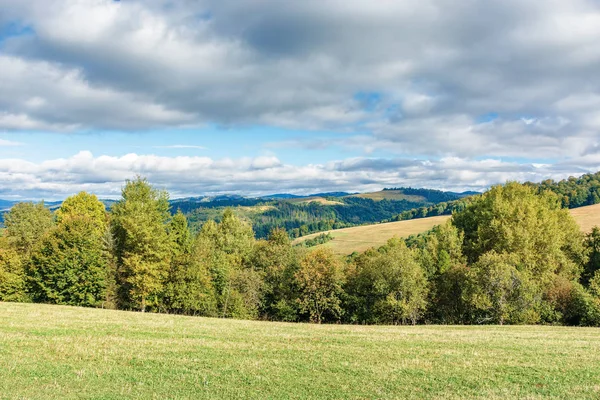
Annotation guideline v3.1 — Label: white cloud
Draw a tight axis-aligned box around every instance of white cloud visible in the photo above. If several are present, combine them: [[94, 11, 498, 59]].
[[154, 145, 206, 150], [0, 138, 23, 146], [0, 151, 597, 200]]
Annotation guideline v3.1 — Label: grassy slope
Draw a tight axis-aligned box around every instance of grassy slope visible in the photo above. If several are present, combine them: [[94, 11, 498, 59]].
[[1, 302, 600, 400], [569, 203, 600, 233], [291, 197, 345, 206], [295, 203, 600, 255], [348, 189, 426, 202], [294, 216, 451, 254]]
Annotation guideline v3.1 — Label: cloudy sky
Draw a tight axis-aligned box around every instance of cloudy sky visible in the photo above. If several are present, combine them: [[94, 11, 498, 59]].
[[1, 0, 600, 199]]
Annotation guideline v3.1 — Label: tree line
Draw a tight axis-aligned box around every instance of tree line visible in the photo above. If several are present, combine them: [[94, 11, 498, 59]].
[[392, 171, 600, 224], [1, 177, 599, 325]]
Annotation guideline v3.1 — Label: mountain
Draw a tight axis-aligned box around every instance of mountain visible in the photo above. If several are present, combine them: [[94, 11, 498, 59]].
[[257, 194, 304, 200]]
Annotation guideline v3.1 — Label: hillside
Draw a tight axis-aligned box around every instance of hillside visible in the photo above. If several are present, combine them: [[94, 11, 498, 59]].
[[295, 203, 600, 255], [294, 215, 451, 254], [348, 189, 428, 202], [569, 203, 600, 233], [2, 302, 600, 399], [0, 188, 461, 238]]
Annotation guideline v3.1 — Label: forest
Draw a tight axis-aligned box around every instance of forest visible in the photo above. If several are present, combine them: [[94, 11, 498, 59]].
[[1, 176, 600, 326], [175, 187, 465, 238]]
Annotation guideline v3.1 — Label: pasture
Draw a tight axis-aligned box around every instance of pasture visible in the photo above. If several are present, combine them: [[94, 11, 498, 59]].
[[1, 302, 600, 399]]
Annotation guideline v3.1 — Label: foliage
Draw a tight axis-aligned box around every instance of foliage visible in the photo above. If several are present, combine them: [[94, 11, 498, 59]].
[[467, 251, 539, 325], [161, 211, 217, 315], [345, 238, 428, 325], [3, 202, 54, 256], [533, 171, 600, 208], [111, 177, 171, 311], [452, 182, 586, 284], [0, 238, 28, 302], [295, 248, 345, 323], [297, 232, 333, 248], [55, 192, 107, 234], [1, 176, 599, 327], [582, 227, 600, 286], [28, 217, 108, 307]]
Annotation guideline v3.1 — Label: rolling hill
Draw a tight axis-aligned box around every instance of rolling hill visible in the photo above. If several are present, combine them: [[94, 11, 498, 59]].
[[2, 302, 599, 399], [294, 203, 600, 255]]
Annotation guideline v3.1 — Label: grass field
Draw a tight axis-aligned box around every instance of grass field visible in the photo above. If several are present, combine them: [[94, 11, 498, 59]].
[[294, 203, 600, 255], [293, 216, 451, 254], [570, 203, 600, 233], [348, 189, 426, 202], [1, 302, 600, 399], [293, 197, 345, 206]]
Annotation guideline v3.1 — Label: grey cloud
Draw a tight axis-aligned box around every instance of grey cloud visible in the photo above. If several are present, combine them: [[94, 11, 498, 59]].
[[0, 0, 599, 160]]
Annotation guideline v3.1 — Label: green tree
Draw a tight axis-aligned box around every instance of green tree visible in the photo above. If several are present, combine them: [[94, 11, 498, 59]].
[[56, 192, 107, 234], [295, 248, 345, 323], [468, 252, 538, 325], [4, 202, 54, 256], [583, 227, 600, 286], [195, 210, 260, 319], [111, 177, 170, 312], [0, 237, 28, 302], [163, 211, 217, 315], [345, 238, 428, 325], [28, 217, 108, 307], [251, 228, 300, 321], [453, 182, 586, 284]]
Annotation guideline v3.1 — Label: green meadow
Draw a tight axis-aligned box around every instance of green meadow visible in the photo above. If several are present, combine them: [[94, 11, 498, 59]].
[[1, 302, 599, 400]]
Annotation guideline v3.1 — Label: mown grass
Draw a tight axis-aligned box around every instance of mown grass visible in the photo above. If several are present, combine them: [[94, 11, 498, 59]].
[[294, 203, 600, 255], [1, 302, 600, 399]]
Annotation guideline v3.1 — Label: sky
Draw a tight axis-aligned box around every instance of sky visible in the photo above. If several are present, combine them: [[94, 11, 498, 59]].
[[0, 0, 600, 200]]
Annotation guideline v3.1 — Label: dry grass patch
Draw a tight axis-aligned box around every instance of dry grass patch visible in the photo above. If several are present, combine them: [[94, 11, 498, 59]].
[[570, 203, 600, 233]]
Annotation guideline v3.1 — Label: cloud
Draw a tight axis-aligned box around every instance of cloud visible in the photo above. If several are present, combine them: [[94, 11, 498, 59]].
[[0, 151, 597, 200], [0, 0, 597, 162], [154, 145, 206, 150], [0, 138, 23, 146]]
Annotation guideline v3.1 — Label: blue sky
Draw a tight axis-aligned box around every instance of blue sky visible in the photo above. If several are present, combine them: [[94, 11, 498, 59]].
[[0, 0, 599, 199]]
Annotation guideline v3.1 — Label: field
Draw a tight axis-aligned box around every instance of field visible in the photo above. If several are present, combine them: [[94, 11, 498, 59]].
[[348, 189, 426, 202], [295, 203, 600, 255], [570, 203, 600, 233], [1, 302, 600, 399], [292, 197, 345, 206], [293, 216, 451, 254]]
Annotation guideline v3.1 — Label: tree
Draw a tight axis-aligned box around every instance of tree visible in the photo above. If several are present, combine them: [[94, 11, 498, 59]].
[[250, 228, 300, 321], [468, 252, 538, 325], [0, 237, 28, 302], [162, 211, 217, 315], [583, 227, 600, 286], [55, 192, 107, 234], [195, 210, 261, 319], [28, 217, 108, 307], [295, 248, 345, 323], [411, 223, 470, 324], [453, 182, 586, 284], [3, 202, 54, 256], [111, 177, 170, 312], [345, 238, 428, 325]]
